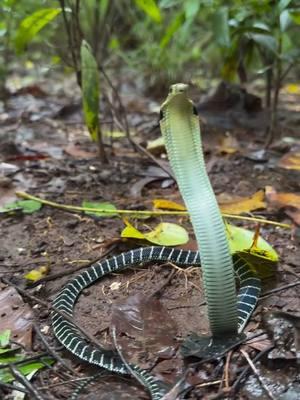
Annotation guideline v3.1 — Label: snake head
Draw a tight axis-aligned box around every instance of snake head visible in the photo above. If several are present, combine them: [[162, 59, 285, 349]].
[[169, 83, 189, 95]]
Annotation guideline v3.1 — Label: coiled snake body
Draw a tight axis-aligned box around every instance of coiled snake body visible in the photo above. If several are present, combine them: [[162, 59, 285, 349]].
[[52, 85, 261, 399]]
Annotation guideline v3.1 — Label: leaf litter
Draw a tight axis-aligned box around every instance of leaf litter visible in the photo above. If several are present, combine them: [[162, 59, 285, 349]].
[[1, 71, 300, 400]]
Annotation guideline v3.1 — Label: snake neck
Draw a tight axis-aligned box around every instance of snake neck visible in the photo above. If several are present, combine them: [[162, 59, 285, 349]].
[[160, 90, 238, 336]]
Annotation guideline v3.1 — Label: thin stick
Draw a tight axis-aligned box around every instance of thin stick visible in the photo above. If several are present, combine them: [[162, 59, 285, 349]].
[[9, 365, 45, 400], [33, 323, 74, 374], [260, 280, 300, 299], [0, 381, 29, 394], [15, 191, 291, 228], [1, 278, 103, 349], [240, 349, 275, 400], [28, 243, 118, 288], [129, 137, 175, 180], [231, 345, 273, 395]]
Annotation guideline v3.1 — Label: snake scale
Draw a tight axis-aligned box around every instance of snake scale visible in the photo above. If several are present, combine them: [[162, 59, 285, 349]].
[[52, 84, 261, 399]]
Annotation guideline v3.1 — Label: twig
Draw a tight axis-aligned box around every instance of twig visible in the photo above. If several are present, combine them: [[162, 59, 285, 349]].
[[150, 269, 177, 298], [1, 278, 104, 349], [28, 242, 118, 288], [129, 137, 175, 180], [224, 350, 232, 389], [240, 349, 275, 400], [0, 381, 29, 394], [15, 191, 291, 228], [260, 280, 300, 299], [0, 353, 50, 370], [100, 66, 130, 138], [33, 323, 74, 374], [9, 364, 45, 400], [231, 345, 273, 396]]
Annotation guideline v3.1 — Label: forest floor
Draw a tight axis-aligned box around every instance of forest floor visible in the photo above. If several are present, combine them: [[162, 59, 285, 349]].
[[0, 71, 299, 400]]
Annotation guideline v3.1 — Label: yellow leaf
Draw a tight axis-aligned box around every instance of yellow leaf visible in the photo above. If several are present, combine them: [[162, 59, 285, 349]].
[[284, 83, 300, 94], [278, 151, 300, 171], [24, 266, 49, 282], [217, 133, 240, 154], [219, 190, 266, 215], [121, 219, 145, 240], [121, 220, 189, 246], [153, 199, 186, 211]]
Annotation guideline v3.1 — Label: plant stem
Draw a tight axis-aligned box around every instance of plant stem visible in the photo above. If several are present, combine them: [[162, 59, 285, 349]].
[[15, 191, 291, 228]]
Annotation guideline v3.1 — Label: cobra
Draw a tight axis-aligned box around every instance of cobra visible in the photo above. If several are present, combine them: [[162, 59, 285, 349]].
[[52, 84, 261, 399]]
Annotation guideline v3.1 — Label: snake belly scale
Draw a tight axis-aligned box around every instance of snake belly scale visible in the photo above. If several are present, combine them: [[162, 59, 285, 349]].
[[52, 246, 260, 399]]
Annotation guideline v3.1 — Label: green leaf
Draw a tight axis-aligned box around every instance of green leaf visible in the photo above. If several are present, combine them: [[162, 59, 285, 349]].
[[4, 200, 42, 214], [15, 8, 61, 54], [290, 11, 300, 25], [249, 33, 277, 53], [212, 7, 230, 48], [160, 12, 184, 48], [278, 0, 292, 12], [0, 330, 10, 348], [80, 40, 100, 142], [0, 357, 53, 383], [0, 353, 24, 364], [227, 224, 278, 279], [280, 9, 292, 31], [226, 224, 278, 261], [134, 0, 162, 23], [82, 201, 118, 217], [121, 221, 189, 246], [183, 0, 200, 20]]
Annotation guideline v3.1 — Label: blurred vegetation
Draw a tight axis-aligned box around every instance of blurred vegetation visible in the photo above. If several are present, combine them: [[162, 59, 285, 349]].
[[1, 0, 300, 146], [2, 0, 300, 91]]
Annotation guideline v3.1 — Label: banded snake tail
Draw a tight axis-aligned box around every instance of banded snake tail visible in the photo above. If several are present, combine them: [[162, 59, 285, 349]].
[[52, 247, 260, 399], [52, 84, 261, 399]]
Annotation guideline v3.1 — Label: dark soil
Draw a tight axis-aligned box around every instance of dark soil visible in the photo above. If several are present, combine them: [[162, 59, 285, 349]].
[[0, 74, 299, 400]]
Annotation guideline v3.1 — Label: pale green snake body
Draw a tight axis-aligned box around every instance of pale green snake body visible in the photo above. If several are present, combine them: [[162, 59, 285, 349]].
[[51, 84, 261, 399]]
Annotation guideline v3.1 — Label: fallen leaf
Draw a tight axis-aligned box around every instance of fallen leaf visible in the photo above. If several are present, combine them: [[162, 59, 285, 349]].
[[121, 220, 189, 246], [24, 266, 50, 282], [147, 136, 165, 155], [153, 199, 186, 211], [219, 190, 266, 215], [0, 330, 11, 348], [283, 83, 300, 94], [64, 143, 97, 159], [0, 356, 54, 384], [285, 207, 300, 225], [111, 293, 177, 368], [263, 311, 300, 362], [82, 200, 118, 217], [103, 130, 126, 138], [217, 133, 240, 154], [0, 285, 33, 348], [227, 224, 278, 278], [278, 151, 300, 170], [3, 199, 42, 214], [266, 186, 300, 209]]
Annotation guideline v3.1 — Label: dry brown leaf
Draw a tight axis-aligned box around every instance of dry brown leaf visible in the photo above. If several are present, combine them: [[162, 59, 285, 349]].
[[285, 207, 300, 226], [111, 293, 177, 368], [278, 151, 300, 170], [64, 143, 96, 159], [0, 284, 33, 348], [218, 190, 266, 215], [265, 186, 300, 209]]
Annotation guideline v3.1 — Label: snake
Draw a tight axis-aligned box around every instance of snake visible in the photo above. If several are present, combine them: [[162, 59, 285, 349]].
[[51, 84, 261, 399]]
